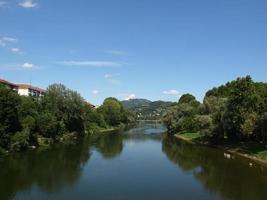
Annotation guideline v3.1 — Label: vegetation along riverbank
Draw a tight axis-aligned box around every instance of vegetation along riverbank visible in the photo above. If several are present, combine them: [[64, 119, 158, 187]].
[[0, 83, 135, 155], [163, 76, 267, 163]]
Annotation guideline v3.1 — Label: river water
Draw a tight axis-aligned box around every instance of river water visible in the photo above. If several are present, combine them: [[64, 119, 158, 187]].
[[1, 123, 267, 200]]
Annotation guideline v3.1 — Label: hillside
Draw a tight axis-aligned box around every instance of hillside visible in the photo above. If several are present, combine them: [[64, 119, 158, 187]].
[[121, 99, 176, 120]]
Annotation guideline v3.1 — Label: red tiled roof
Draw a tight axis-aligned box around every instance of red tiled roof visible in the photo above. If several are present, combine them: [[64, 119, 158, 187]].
[[85, 101, 96, 108], [17, 84, 47, 93], [0, 79, 18, 87]]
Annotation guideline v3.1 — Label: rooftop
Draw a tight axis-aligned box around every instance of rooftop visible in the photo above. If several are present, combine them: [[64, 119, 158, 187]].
[[0, 79, 18, 87], [0, 78, 47, 93], [17, 84, 47, 93]]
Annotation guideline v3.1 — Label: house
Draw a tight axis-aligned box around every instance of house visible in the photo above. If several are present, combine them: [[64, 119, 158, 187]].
[[0, 78, 47, 97], [17, 84, 47, 97], [85, 101, 96, 109], [0, 79, 18, 92]]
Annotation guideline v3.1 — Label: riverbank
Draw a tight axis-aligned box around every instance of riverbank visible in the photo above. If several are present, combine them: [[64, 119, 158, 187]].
[[174, 132, 267, 165], [0, 126, 124, 157]]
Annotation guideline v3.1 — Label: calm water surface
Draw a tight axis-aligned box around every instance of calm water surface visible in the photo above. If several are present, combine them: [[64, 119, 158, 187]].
[[1, 123, 267, 200]]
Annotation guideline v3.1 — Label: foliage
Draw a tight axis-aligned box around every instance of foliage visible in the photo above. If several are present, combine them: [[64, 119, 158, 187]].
[[178, 94, 196, 104], [98, 97, 132, 126], [122, 98, 175, 120], [163, 95, 201, 133], [0, 84, 132, 153], [163, 76, 267, 143]]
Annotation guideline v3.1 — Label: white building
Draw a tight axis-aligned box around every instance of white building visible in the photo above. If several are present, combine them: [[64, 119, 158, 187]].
[[17, 84, 47, 97]]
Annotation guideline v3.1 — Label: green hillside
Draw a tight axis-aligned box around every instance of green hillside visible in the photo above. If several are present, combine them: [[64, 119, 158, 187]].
[[121, 99, 176, 120]]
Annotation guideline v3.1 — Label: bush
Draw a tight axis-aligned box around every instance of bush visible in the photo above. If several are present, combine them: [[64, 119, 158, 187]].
[[37, 136, 53, 147], [194, 115, 213, 136], [11, 129, 30, 151], [60, 132, 78, 145]]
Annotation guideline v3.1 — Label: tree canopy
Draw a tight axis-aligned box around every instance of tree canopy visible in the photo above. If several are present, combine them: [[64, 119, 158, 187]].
[[163, 76, 267, 143], [0, 84, 133, 153]]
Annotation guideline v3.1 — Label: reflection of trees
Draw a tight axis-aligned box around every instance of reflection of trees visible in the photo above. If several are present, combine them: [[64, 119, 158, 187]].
[[162, 136, 267, 200], [0, 139, 91, 200], [123, 133, 162, 142], [94, 133, 123, 159], [123, 123, 165, 142]]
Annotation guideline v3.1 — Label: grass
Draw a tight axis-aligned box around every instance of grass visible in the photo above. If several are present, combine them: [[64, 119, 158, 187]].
[[178, 132, 202, 140], [255, 150, 267, 160], [175, 132, 267, 162]]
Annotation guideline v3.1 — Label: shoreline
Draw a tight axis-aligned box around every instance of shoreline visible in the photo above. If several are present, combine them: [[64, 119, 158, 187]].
[[174, 134, 267, 166], [0, 126, 123, 157]]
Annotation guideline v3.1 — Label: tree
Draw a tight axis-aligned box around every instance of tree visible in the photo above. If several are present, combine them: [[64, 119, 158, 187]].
[[98, 98, 124, 126], [36, 112, 58, 139], [194, 115, 213, 136], [0, 85, 20, 150], [163, 95, 201, 134], [222, 76, 261, 140], [178, 94, 196, 104], [44, 84, 86, 134]]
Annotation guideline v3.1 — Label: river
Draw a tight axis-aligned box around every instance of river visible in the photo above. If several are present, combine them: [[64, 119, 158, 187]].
[[0, 122, 267, 200]]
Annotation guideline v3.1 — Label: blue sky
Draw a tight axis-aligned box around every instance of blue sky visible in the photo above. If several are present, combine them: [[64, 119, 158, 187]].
[[0, 0, 267, 105]]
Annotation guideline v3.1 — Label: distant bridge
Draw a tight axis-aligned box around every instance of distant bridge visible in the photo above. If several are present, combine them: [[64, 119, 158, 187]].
[[136, 120, 163, 123]]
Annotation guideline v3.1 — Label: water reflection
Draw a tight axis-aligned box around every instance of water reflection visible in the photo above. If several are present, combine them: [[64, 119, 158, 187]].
[[0, 139, 91, 200], [162, 136, 267, 200], [94, 133, 123, 159], [1, 124, 267, 200], [123, 122, 165, 142]]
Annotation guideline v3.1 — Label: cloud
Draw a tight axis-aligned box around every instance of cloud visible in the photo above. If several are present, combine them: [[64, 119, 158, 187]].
[[125, 94, 136, 100], [106, 50, 127, 56], [55, 61, 123, 67], [22, 62, 34, 68], [0, 1, 7, 7], [163, 89, 180, 95], [0, 36, 18, 47], [0, 62, 39, 71], [104, 73, 121, 84], [10, 48, 22, 54], [2, 37, 17, 42], [19, 0, 37, 8], [92, 90, 99, 95], [104, 73, 120, 79]]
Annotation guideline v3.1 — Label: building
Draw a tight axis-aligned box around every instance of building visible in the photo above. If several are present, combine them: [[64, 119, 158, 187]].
[[0, 79, 18, 92], [85, 101, 96, 109], [0, 79, 47, 97], [17, 84, 47, 97]]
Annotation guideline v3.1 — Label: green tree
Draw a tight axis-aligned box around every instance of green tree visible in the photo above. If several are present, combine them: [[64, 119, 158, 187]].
[[0, 85, 20, 150], [98, 97, 125, 126], [222, 76, 260, 140], [178, 93, 196, 104]]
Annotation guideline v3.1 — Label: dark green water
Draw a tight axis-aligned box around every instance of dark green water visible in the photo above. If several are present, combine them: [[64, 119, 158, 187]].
[[1, 123, 267, 200]]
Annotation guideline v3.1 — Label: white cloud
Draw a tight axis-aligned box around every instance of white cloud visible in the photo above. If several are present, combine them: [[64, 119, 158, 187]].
[[2, 37, 17, 42], [0, 63, 39, 70], [10, 48, 22, 53], [163, 89, 180, 95], [0, 36, 17, 48], [125, 94, 136, 100], [104, 73, 120, 78], [22, 62, 34, 68], [106, 50, 127, 56], [104, 73, 121, 84], [55, 61, 123, 67], [19, 0, 37, 8], [92, 90, 99, 95], [0, 1, 7, 7]]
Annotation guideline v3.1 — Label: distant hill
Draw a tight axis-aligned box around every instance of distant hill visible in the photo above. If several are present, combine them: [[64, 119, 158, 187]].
[[121, 99, 176, 120], [121, 98, 152, 109]]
